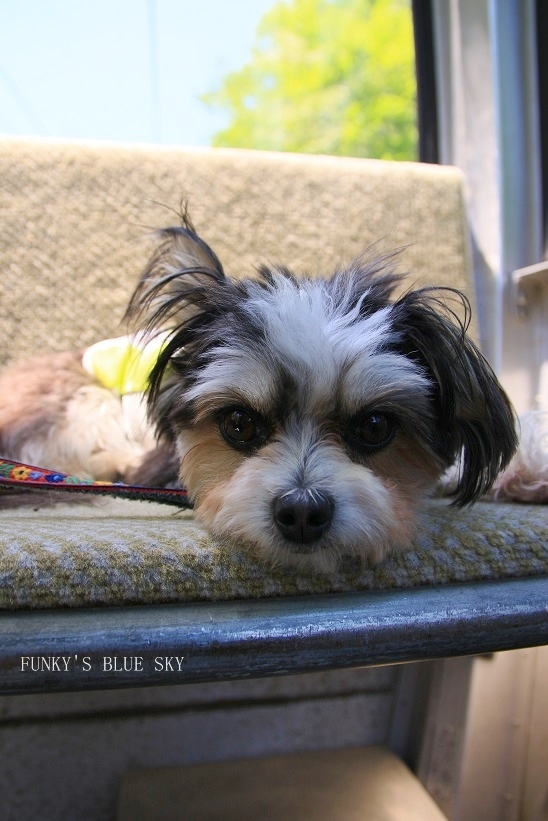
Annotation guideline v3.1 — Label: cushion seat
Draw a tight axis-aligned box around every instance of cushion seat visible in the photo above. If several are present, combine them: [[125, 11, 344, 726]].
[[117, 746, 449, 821]]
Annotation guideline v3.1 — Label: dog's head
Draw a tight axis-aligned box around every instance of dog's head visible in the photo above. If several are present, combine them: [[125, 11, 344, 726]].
[[127, 216, 517, 571]]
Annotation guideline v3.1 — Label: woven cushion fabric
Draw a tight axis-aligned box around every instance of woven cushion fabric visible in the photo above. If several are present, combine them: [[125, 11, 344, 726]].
[[0, 137, 473, 369], [0, 500, 546, 609]]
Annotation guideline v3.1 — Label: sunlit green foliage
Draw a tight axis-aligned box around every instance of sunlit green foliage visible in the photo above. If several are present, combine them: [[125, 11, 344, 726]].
[[203, 0, 417, 160]]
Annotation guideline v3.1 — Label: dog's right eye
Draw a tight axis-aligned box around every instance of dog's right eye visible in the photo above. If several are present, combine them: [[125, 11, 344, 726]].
[[345, 411, 398, 455], [218, 407, 267, 451]]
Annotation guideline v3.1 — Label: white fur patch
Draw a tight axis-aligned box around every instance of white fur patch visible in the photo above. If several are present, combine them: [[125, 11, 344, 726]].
[[185, 276, 428, 419], [492, 410, 548, 502], [183, 347, 278, 416], [244, 277, 396, 404]]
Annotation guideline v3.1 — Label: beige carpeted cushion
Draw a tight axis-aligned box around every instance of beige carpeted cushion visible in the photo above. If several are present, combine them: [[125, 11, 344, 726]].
[[0, 137, 545, 611], [0, 499, 546, 609]]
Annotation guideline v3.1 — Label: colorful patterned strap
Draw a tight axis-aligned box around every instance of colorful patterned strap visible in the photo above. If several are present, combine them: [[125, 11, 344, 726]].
[[0, 458, 191, 508]]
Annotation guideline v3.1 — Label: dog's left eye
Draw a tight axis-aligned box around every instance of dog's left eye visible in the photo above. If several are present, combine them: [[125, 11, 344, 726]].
[[347, 412, 398, 453], [219, 408, 267, 450]]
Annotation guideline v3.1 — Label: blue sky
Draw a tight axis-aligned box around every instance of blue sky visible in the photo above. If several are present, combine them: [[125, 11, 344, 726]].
[[0, 0, 274, 146]]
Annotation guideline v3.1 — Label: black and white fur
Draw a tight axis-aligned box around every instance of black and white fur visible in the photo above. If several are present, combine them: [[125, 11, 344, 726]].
[[0, 216, 518, 570]]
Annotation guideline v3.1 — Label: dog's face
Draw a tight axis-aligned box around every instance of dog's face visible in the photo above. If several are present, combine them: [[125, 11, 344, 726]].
[[128, 218, 517, 571]]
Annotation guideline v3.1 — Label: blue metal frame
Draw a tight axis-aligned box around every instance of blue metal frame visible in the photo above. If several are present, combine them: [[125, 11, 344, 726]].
[[1, 576, 546, 694]]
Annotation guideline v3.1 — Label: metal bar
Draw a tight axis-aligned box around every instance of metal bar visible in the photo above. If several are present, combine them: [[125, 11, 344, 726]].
[[512, 260, 548, 287], [0, 577, 546, 695], [412, 0, 440, 163], [512, 260, 548, 312]]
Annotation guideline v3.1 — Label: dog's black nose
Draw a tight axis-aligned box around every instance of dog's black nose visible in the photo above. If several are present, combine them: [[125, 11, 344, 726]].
[[273, 488, 334, 546]]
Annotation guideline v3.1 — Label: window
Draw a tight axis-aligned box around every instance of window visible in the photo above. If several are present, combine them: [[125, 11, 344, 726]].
[[425, 0, 545, 413], [0, 0, 417, 161]]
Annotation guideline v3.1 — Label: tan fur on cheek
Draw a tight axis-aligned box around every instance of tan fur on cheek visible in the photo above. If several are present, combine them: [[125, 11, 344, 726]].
[[363, 434, 443, 554], [371, 434, 442, 493], [176, 423, 246, 514], [378, 483, 419, 551]]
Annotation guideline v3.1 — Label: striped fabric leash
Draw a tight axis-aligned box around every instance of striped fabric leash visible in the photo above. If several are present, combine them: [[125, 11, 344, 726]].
[[0, 458, 191, 508]]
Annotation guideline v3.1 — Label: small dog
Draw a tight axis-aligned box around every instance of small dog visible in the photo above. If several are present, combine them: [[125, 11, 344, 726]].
[[0, 215, 518, 570]]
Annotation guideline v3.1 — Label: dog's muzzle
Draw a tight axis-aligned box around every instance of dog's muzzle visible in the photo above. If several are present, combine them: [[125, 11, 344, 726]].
[[272, 488, 334, 551]]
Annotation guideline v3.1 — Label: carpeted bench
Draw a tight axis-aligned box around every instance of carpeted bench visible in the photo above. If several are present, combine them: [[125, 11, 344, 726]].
[[0, 138, 546, 694]]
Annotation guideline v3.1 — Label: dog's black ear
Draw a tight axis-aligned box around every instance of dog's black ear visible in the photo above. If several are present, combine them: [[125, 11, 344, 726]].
[[126, 211, 226, 333], [125, 213, 233, 408], [391, 288, 518, 505]]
